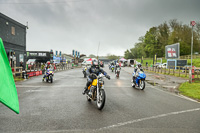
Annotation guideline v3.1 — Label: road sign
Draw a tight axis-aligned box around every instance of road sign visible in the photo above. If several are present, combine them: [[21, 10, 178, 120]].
[[191, 21, 196, 26], [165, 43, 180, 59]]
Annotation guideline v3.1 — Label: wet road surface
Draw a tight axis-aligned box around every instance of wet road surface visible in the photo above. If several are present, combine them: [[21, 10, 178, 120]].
[[0, 66, 200, 133]]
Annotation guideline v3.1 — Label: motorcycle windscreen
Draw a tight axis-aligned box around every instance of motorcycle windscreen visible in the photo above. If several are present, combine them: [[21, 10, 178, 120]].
[[139, 72, 146, 78], [92, 79, 98, 86]]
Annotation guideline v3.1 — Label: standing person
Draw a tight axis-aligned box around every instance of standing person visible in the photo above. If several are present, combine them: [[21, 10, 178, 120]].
[[20, 61, 24, 70]]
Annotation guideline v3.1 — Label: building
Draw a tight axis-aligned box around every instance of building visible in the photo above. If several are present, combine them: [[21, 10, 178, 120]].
[[26, 51, 53, 63], [0, 12, 27, 68]]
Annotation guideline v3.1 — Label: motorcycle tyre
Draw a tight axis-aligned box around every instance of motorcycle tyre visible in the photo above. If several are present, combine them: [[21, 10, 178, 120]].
[[51, 76, 53, 83], [139, 80, 145, 90], [86, 96, 91, 101], [97, 89, 106, 110]]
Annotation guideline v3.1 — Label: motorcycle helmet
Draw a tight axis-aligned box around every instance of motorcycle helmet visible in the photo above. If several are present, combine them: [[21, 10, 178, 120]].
[[47, 61, 50, 65], [92, 60, 99, 68], [137, 64, 142, 68]]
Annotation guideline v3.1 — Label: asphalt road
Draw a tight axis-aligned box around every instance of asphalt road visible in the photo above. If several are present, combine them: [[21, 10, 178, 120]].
[[0, 66, 200, 133]]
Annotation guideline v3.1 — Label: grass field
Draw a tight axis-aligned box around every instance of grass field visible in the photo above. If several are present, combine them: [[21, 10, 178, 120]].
[[179, 81, 200, 101], [137, 58, 200, 67]]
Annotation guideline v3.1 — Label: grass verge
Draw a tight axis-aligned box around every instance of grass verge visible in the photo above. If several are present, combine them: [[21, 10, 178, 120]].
[[179, 81, 200, 101], [14, 77, 24, 82]]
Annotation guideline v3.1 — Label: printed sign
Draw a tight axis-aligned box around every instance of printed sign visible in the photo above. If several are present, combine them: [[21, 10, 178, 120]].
[[165, 43, 180, 59], [19, 54, 24, 62]]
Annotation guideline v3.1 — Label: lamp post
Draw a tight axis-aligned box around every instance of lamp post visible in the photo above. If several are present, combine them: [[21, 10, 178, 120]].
[[190, 21, 196, 83]]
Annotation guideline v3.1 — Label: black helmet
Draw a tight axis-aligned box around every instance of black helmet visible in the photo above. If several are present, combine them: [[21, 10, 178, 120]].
[[138, 64, 142, 68], [92, 60, 99, 68]]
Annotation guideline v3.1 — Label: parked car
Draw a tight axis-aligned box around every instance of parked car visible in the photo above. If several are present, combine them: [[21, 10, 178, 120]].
[[154, 63, 162, 68], [182, 65, 191, 72], [158, 63, 167, 69], [81, 60, 92, 66]]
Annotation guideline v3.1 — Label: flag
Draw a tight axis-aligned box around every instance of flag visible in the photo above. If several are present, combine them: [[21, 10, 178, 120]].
[[0, 38, 19, 114]]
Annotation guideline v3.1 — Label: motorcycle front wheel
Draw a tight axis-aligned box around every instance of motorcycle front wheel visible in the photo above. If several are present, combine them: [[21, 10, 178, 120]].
[[50, 76, 53, 83], [46, 77, 48, 82], [139, 80, 145, 90], [86, 95, 91, 101], [97, 89, 106, 110]]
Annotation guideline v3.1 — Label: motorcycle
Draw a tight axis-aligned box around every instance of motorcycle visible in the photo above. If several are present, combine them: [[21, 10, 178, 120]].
[[45, 69, 54, 83], [82, 66, 87, 78], [115, 67, 121, 77], [85, 73, 110, 110], [131, 69, 146, 90], [111, 65, 115, 72]]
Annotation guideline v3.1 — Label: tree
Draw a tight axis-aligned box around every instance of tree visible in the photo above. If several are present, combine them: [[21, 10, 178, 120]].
[[107, 54, 119, 60], [89, 54, 96, 58]]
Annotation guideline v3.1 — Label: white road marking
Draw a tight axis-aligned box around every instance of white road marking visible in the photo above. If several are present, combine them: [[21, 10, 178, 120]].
[[98, 108, 200, 130]]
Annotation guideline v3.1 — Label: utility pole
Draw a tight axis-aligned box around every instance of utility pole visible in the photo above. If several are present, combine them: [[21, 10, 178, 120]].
[[97, 42, 100, 60], [190, 21, 196, 83]]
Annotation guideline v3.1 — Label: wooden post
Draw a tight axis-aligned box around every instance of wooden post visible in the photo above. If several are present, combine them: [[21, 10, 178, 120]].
[[185, 68, 187, 77], [179, 66, 180, 77], [173, 67, 175, 75], [168, 67, 170, 74]]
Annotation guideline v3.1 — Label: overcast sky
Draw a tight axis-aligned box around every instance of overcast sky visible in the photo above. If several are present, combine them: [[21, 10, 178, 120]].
[[0, 0, 199, 56]]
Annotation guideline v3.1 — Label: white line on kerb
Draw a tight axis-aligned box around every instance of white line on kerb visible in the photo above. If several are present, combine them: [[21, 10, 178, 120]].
[[98, 108, 200, 130]]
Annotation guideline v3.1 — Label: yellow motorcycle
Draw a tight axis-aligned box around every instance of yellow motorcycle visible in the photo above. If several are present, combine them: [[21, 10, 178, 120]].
[[86, 73, 110, 110]]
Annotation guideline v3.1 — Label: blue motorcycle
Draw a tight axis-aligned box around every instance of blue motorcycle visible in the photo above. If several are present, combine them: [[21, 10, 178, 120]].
[[131, 69, 146, 90]]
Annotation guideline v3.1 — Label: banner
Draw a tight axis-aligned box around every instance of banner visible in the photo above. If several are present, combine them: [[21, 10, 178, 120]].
[[0, 38, 19, 114]]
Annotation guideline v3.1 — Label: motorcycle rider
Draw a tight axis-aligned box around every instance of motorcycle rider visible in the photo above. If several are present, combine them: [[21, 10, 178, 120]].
[[82, 60, 110, 95], [133, 64, 142, 86], [42, 61, 52, 81], [115, 63, 121, 74]]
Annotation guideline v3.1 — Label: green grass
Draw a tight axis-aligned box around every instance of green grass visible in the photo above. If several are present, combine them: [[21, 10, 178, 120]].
[[138, 58, 200, 67], [14, 77, 24, 82], [179, 82, 200, 101]]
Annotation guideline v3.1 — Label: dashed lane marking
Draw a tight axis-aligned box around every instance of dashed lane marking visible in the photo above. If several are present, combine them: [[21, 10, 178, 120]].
[[97, 108, 200, 131]]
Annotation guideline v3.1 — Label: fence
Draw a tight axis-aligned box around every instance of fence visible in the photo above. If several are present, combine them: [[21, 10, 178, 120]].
[[14, 63, 78, 78], [143, 66, 200, 80], [12, 67, 23, 77]]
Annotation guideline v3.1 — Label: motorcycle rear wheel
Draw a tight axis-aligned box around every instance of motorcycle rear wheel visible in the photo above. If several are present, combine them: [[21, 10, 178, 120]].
[[97, 89, 106, 110]]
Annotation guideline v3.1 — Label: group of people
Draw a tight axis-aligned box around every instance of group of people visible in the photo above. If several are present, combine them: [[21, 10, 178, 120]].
[[42, 59, 143, 94]]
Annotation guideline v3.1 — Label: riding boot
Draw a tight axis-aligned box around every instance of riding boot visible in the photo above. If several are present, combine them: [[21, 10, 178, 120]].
[[82, 87, 88, 95]]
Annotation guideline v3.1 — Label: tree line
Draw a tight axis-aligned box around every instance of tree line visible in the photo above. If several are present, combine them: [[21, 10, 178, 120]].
[[124, 19, 200, 59]]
